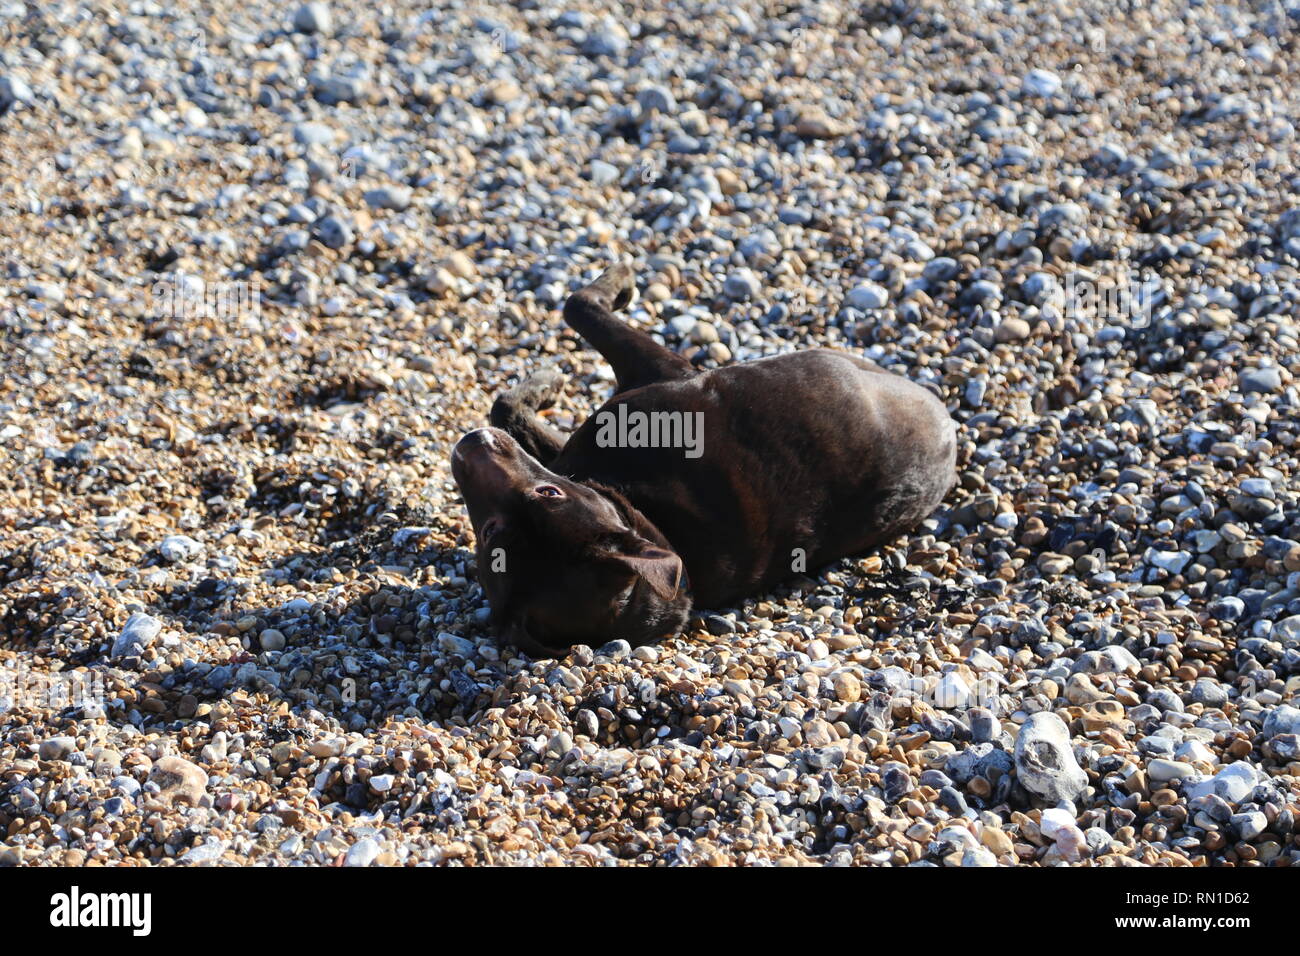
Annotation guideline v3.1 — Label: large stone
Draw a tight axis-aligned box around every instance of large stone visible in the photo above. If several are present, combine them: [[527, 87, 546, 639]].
[[1183, 762, 1259, 805], [1013, 712, 1089, 804], [1262, 704, 1300, 739], [1072, 645, 1140, 676], [149, 756, 209, 806]]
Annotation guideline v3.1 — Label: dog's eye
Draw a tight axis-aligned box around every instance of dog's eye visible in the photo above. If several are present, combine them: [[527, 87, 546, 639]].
[[535, 485, 564, 498], [480, 517, 503, 541]]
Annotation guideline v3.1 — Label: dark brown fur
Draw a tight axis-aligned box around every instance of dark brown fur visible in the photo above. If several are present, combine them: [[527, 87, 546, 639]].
[[451, 264, 958, 656]]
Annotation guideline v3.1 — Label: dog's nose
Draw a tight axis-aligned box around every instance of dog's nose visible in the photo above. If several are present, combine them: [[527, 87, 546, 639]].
[[453, 428, 498, 461], [461, 428, 497, 450]]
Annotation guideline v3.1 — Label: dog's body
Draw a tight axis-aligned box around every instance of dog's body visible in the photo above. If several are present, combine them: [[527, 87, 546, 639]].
[[452, 265, 958, 655]]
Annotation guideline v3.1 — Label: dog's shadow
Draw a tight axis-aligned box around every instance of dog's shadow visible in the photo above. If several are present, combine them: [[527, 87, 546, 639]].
[[141, 513, 514, 733]]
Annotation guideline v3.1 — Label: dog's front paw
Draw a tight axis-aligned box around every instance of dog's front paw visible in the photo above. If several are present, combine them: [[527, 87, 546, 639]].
[[513, 368, 566, 409], [579, 263, 636, 312]]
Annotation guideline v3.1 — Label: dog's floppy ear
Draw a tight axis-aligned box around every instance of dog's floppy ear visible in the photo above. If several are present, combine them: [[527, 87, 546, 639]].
[[608, 544, 683, 601]]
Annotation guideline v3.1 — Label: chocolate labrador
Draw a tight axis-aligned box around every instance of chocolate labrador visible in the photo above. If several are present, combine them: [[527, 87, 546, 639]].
[[451, 264, 958, 656]]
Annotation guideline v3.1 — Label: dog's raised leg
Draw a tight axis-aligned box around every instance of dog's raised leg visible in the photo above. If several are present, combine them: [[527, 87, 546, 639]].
[[490, 368, 568, 465], [563, 263, 695, 394]]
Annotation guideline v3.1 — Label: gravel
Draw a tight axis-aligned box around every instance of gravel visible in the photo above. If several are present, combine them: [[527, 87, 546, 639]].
[[0, 0, 1298, 867]]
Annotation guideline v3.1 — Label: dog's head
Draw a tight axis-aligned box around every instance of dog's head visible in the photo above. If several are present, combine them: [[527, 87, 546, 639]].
[[451, 427, 690, 656]]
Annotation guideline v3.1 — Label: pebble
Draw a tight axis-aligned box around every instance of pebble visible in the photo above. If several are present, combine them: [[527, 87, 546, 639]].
[[724, 269, 763, 300], [1014, 713, 1089, 805], [292, 2, 332, 35], [832, 671, 861, 703], [38, 737, 77, 761], [1022, 69, 1063, 97], [260, 629, 287, 652], [1148, 759, 1195, 783], [1185, 764, 1259, 804], [845, 282, 889, 311], [149, 756, 208, 807], [159, 534, 203, 563], [1262, 705, 1300, 739], [1240, 366, 1282, 393], [111, 613, 161, 659], [364, 186, 413, 212], [345, 838, 382, 867], [994, 318, 1031, 343], [0, 74, 34, 111]]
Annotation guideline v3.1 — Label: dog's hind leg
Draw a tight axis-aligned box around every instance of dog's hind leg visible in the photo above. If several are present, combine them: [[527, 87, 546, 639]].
[[563, 264, 696, 394], [490, 368, 568, 465]]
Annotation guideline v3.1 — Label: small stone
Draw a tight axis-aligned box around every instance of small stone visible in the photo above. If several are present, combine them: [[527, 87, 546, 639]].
[[259, 629, 287, 652], [39, 736, 77, 761], [961, 846, 999, 867], [363, 186, 412, 212], [581, 18, 630, 58], [689, 321, 719, 345], [292, 2, 332, 34], [180, 840, 227, 865], [345, 837, 382, 867], [1072, 646, 1141, 676], [159, 534, 203, 563], [845, 282, 889, 311], [442, 252, 478, 279], [994, 317, 1031, 342], [1189, 678, 1228, 708], [636, 84, 676, 115], [1037, 553, 1073, 576], [724, 269, 762, 300], [0, 74, 35, 111], [968, 708, 1000, 743], [933, 672, 972, 709], [1239, 477, 1275, 499], [1184, 762, 1259, 804], [981, 827, 1013, 857], [1022, 69, 1063, 97], [1230, 811, 1267, 842], [1039, 807, 1077, 840], [293, 122, 335, 147], [589, 160, 620, 186], [112, 613, 161, 659], [794, 108, 848, 139], [596, 639, 631, 659], [437, 632, 476, 657], [308, 737, 346, 758], [315, 215, 354, 250]]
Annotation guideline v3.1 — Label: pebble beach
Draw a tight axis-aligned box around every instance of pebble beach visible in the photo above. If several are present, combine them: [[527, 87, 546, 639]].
[[1, 0, 1299, 867]]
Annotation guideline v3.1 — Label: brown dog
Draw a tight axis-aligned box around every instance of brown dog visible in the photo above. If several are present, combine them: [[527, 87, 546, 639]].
[[451, 264, 958, 656]]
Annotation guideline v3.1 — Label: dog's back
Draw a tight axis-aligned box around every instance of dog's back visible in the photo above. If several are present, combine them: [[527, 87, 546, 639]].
[[554, 348, 957, 605]]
